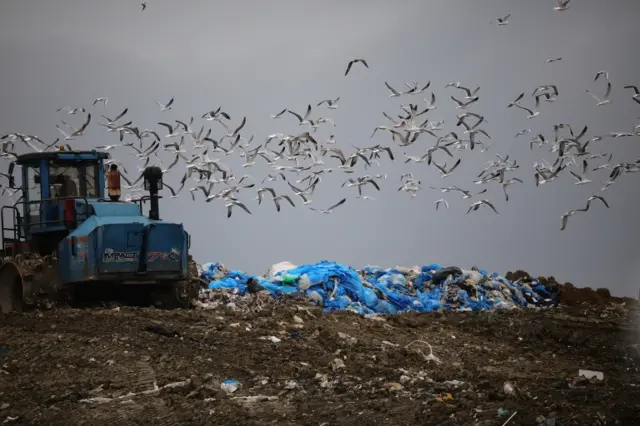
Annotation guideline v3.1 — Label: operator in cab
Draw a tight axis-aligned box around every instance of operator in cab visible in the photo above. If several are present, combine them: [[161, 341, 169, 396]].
[[54, 175, 78, 198], [107, 164, 122, 201]]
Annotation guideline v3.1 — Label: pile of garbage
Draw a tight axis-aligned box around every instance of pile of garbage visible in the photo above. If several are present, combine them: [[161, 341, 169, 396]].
[[198, 260, 561, 315]]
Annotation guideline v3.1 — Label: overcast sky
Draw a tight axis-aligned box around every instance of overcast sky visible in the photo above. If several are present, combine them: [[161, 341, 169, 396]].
[[1, 0, 639, 297]]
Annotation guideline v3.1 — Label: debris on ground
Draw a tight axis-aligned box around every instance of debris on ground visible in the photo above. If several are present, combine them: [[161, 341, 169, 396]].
[[1, 302, 638, 425]]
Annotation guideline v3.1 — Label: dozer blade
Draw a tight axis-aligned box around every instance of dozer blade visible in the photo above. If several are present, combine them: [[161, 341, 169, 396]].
[[0, 254, 63, 313], [0, 261, 24, 313]]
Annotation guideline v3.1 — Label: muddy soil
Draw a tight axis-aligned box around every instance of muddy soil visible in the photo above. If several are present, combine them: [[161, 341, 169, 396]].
[[1, 299, 639, 425]]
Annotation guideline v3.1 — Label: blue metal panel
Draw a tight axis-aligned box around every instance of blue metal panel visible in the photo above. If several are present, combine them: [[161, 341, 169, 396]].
[[182, 229, 189, 274], [58, 236, 71, 281], [21, 165, 29, 236], [40, 159, 50, 199], [56, 153, 101, 161], [91, 202, 141, 217], [54, 200, 189, 283], [87, 233, 97, 278], [97, 161, 105, 199], [97, 222, 145, 275], [146, 223, 186, 276]]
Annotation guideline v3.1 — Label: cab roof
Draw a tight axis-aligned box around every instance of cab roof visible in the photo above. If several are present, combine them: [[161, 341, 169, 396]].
[[16, 150, 110, 166]]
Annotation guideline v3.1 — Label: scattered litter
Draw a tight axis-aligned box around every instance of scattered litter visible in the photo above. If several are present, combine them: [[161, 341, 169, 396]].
[[405, 340, 441, 364], [259, 336, 282, 343], [331, 358, 346, 371], [199, 260, 561, 314], [283, 380, 298, 390], [231, 395, 278, 403], [337, 332, 357, 344], [503, 381, 516, 395], [162, 379, 191, 389], [79, 397, 113, 405], [578, 369, 604, 380], [221, 380, 240, 394], [501, 411, 518, 426], [435, 393, 453, 402], [383, 382, 404, 392]]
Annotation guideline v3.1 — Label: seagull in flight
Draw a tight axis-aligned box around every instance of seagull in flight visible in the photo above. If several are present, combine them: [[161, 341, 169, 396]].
[[623, 85, 640, 101], [101, 108, 128, 126], [560, 209, 580, 231], [569, 160, 592, 185], [95, 144, 121, 151], [225, 199, 252, 218], [141, 2, 147, 11], [586, 81, 612, 106], [554, 0, 571, 11], [466, 199, 499, 215], [594, 71, 610, 82], [344, 58, 368, 76], [501, 177, 523, 202], [451, 96, 479, 109], [493, 13, 511, 25], [578, 195, 609, 211], [56, 113, 91, 140], [384, 81, 403, 98], [158, 122, 181, 138], [434, 198, 449, 211], [511, 95, 541, 118], [310, 198, 346, 214], [272, 195, 296, 212], [93, 97, 108, 106], [270, 109, 287, 119], [433, 158, 462, 178], [156, 97, 174, 111], [545, 57, 562, 63], [287, 105, 312, 126], [317, 97, 340, 109]]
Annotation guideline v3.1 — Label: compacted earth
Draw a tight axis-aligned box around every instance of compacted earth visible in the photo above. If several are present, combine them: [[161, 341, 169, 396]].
[[0, 290, 639, 425]]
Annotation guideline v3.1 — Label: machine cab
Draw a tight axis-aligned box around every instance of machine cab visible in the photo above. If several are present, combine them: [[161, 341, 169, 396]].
[[6, 149, 110, 254]]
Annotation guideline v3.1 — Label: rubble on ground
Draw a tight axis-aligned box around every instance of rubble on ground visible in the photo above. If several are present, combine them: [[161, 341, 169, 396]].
[[0, 301, 638, 425]]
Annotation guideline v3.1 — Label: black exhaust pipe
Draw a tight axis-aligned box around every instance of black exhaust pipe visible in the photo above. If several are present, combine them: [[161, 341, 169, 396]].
[[143, 166, 163, 220]]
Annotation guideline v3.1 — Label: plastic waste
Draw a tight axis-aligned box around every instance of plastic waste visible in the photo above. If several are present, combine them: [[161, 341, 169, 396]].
[[267, 261, 298, 278], [221, 379, 240, 394], [200, 260, 560, 315]]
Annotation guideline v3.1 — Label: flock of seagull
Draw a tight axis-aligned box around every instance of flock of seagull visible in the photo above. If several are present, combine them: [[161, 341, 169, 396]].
[[1, 0, 640, 230]]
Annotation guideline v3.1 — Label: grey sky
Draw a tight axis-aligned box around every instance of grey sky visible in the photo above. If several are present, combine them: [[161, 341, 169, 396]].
[[1, 0, 640, 296]]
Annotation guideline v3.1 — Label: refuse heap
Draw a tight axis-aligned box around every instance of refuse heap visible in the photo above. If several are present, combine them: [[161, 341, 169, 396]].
[[198, 260, 561, 314]]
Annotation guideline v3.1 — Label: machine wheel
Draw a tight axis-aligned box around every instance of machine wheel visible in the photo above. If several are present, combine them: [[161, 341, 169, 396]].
[[0, 263, 25, 314]]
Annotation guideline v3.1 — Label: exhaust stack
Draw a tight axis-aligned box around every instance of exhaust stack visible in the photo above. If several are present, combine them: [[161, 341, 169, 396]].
[[143, 166, 163, 220]]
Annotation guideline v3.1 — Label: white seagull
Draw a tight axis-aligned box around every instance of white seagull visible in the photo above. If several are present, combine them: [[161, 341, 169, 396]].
[[586, 81, 612, 106], [309, 198, 346, 214], [554, 0, 571, 11], [494, 13, 511, 25], [156, 97, 174, 111], [434, 198, 449, 211]]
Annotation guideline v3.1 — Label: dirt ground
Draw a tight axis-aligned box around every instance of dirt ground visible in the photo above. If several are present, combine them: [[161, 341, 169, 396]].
[[1, 294, 639, 425]]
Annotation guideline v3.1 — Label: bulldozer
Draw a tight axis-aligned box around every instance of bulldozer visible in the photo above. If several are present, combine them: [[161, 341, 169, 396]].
[[0, 147, 203, 313]]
